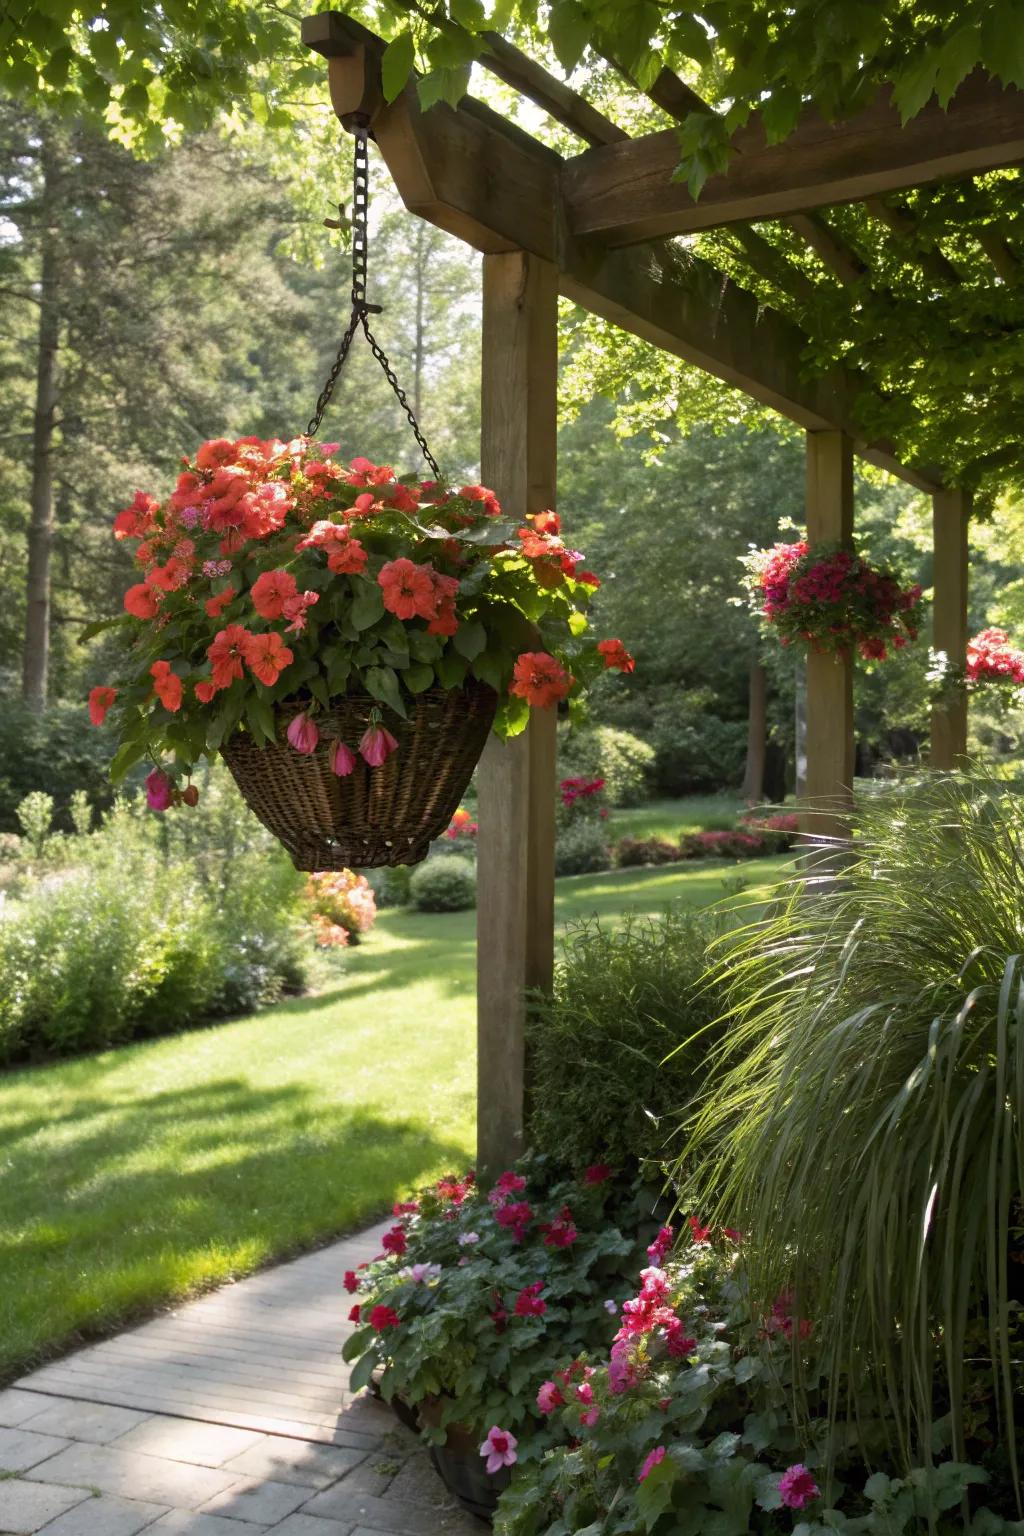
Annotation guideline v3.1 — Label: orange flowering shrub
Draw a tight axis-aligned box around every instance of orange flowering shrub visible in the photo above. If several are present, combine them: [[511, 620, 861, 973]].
[[306, 869, 377, 941], [87, 437, 634, 808]]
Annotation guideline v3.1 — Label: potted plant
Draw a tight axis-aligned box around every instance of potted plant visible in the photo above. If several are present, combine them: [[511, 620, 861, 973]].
[[343, 1158, 667, 1516], [87, 438, 634, 868], [741, 539, 923, 661]]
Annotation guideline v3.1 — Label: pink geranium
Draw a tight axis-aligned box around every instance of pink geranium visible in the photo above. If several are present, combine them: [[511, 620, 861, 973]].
[[638, 1446, 666, 1482], [286, 712, 318, 754], [479, 1426, 517, 1475], [145, 768, 174, 812], [359, 722, 399, 768], [536, 1380, 564, 1414], [778, 1465, 820, 1509]]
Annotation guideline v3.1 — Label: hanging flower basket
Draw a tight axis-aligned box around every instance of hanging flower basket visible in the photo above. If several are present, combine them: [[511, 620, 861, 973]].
[[741, 539, 923, 660], [86, 438, 634, 869]]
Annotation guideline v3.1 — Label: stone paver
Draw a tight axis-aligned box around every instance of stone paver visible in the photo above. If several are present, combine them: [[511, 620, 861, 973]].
[[220, 1437, 366, 1490], [0, 1428, 70, 1476], [34, 1494, 168, 1536], [27, 1444, 239, 1509], [0, 1393, 62, 1431], [19, 1402, 149, 1445], [0, 1477, 90, 1535], [112, 1417, 265, 1468], [10, 1219, 483, 1536]]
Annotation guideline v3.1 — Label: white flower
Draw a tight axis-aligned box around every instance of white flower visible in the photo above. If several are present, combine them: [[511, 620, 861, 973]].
[[458, 1231, 480, 1246], [604, 1299, 618, 1314]]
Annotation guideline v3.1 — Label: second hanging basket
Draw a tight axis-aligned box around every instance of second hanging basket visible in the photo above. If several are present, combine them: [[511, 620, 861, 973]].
[[221, 682, 496, 870]]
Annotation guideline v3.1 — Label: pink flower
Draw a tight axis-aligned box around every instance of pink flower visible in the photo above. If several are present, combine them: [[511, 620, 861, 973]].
[[778, 1465, 819, 1510], [584, 1163, 613, 1184], [540, 1206, 577, 1248], [495, 1201, 532, 1243], [647, 1225, 674, 1263], [579, 1406, 600, 1427], [287, 712, 319, 754], [359, 723, 399, 768], [145, 769, 174, 812], [575, 1382, 593, 1405], [638, 1446, 666, 1483], [489, 1170, 527, 1205], [536, 1380, 564, 1414], [479, 1426, 517, 1476], [329, 740, 357, 776]]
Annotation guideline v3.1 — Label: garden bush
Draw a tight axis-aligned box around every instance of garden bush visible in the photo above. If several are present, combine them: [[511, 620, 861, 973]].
[[527, 907, 727, 1173], [558, 726, 654, 807], [554, 819, 611, 876], [0, 775, 309, 1061], [614, 836, 682, 868], [363, 864, 413, 908], [647, 702, 746, 796], [679, 769, 1024, 1468], [409, 855, 477, 912], [0, 693, 114, 832]]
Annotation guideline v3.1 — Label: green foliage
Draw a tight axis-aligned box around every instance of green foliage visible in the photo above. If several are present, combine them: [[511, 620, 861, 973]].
[[648, 703, 748, 797], [493, 1242, 1019, 1535], [554, 820, 610, 877], [343, 1159, 666, 1443], [0, 777, 308, 1060], [0, 695, 114, 832], [527, 908, 727, 1173], [363, 863, 414, 908], [409, 854, 477, 911], [558, 725, 654, 807], [677, 770, 1024, 1475]]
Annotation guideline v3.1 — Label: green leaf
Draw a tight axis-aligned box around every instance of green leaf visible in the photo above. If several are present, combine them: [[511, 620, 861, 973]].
[[450, 0, 485, 27], [348, 1350, 379, 1393], [78, 614, 130, 644], [246, 692, 278, 746], [470, 650, 505, 691], [548, 0, 589, 74], [109, 737, 147, 784], [434, 651, 469, 690], [635, 1453, 677, 1530], [892, 49, 940, 122], [403, 663, 434, 693], [381, 28, 415, 104], [341, 1325, 373, 1364], [455, 519, 516, 545], [349, 579, 385, 631], [364, 665, 408, 719], [982, 0, 1024, 88], [452, 619, 486, 661]]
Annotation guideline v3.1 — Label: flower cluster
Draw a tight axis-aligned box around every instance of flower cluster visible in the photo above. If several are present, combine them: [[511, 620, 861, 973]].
[[444, 806, 478, 842], [88, 437, 634, 806], [743, 540, 923, 660], [966, 628, 1024, 688], [305, 869, 377, 946]]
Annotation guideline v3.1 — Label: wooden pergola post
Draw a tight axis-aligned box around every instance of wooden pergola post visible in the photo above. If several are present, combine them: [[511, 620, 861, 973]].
[[931, 488, 971, 769], [802, 430, 855, 843], [475, 251, 558, 1177]]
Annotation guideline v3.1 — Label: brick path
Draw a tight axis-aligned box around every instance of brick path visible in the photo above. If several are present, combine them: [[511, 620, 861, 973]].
[[2, 1222, 481, 1536]]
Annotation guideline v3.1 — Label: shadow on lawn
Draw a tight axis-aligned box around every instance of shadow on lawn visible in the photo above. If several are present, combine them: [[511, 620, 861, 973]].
[[0, 1080, 471, 1380]]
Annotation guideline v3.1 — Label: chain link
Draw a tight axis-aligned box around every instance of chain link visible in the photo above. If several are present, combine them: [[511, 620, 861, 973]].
[[306, 122, 442, 481]]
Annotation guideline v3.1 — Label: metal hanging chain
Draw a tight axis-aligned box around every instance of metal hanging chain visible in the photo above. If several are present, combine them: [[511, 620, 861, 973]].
[[306, 122, 442, 481]]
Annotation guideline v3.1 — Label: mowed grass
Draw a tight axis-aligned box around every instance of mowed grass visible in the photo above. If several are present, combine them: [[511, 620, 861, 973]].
[[0, 857, 790, 1381], [608, 793, 747, 842]]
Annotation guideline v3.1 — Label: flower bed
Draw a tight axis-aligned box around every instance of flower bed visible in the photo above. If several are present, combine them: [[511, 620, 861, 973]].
[[614, 814, 797, 868], [305, 868, 377, 947]]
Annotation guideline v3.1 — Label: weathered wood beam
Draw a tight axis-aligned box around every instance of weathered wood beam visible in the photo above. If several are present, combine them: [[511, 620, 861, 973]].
[[975, 226, 1021, 284], [786, 211, 868, 286], [476, 251, 558, 1174], [477, 30, 627, 147], [802, 431, 855, 847], [302, 11, 944, 493], [561, 72, 1024, 243], [931, 488, 971, 769]]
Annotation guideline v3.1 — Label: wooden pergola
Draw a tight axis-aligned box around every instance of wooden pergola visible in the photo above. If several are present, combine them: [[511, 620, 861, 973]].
[[302, 11, 1024, 1172]]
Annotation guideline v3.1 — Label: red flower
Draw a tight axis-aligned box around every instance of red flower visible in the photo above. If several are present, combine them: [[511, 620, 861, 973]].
[[368, 1304, 400, 1332], [207, 625, 252, 690], [378, 558, 438, 621], [194, 680, 218, 704], [205, 585, 236, 620], [597, 638, 635, 674], [688, 1215, 712, 1244], [509, 652, 573, 709], [327, 538, 368, 575], [359, 724, 399, 768], [647, 1225, 674, 1263], [343, 1270, 359, 1294], [150, 661, 183, 713], [348, 1304, 361, 1323], [513, 1282, 546, 1318], [495, 1201, 533, 1243], [88, 686, 116, 726], [583, 1164, 612, 1185], [381, 1224, 407, 1257], [251, 569, 298, 620], [243, 631, 293, 686], [124, 582, 160, 620], [540, 1206, 578, 1248]]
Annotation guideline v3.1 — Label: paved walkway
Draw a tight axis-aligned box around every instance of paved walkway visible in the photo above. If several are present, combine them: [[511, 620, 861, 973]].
[[2, 1223, 481, 1536]]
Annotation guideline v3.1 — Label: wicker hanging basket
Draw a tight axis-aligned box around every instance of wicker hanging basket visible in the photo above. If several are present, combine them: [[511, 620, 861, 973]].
[[221, 682, 497, 871]]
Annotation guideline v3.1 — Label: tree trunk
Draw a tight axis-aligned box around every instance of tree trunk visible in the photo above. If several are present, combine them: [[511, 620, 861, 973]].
[[22, 133, 60, 714], [742, 659, 767, 804]]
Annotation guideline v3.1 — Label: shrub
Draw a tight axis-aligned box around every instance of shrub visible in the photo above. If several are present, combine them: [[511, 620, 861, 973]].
[[558, 725, 654, 807], [679, 770, 1024, 1466], [614, 836, 683, 868], [0, 774, 309, 1061], [554, 820, 611, 876], [0, 694, 113, 832], [679, 828, 768, 858], [409, 855, 476, 912], [306, 870, 377, 941], [648, 705, 746, 796], [527, 907, 727, 1172], [363, 864, 413, 907]]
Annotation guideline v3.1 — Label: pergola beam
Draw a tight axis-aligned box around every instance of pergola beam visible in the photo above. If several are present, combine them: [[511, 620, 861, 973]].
[[303, 11, 942, 494], [561, 73, 1024, 244]]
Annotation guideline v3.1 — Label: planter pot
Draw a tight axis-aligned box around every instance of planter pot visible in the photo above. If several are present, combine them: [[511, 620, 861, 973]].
[[418, 1398, 508, 1522], [221, 681, 496, 870]]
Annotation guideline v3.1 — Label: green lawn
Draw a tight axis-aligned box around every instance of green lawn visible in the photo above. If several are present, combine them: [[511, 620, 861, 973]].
[[607, 793, 747, 842], [0, 857, 789, 1382]]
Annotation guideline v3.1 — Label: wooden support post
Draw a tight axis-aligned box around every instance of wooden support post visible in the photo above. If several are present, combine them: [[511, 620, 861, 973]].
[[802, 430, 855, 845], [476, 251, 558, 1177], [931, 488, 971, 769]]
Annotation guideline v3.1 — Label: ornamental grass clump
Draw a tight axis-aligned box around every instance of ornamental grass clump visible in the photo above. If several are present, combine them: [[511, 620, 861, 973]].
[[676, 770, 1024, 1486]]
